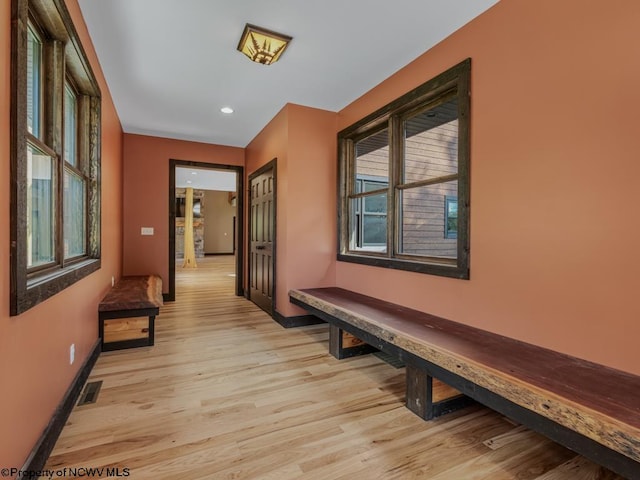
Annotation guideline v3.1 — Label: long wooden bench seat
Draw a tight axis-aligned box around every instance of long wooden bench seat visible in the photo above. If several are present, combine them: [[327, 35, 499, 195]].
[[289, 287, 640, 479], [99, 275, 163, 351]]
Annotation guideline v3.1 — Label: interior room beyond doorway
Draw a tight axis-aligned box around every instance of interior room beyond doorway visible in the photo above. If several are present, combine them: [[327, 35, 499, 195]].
[[169, 160, 244, 300]]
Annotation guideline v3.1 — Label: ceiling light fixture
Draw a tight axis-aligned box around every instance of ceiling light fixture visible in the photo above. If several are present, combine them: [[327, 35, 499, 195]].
[[221, 107, 234, 114], [237, 23, 292, 65]]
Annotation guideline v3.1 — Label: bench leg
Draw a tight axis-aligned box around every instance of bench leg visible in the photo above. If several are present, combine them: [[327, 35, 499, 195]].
[[99, 316, 105, 349], [148, 315, 155, 346], [328, 324, 377, 359], [405, 363, 475, 420]]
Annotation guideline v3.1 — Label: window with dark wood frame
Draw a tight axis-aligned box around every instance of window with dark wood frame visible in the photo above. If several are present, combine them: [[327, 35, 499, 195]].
[[338, 59, 470, 279], [10, 0, 102, 315]]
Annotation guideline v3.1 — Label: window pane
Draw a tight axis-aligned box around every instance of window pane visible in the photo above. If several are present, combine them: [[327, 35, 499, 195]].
[[363, 193, 386, 214], [445, 196, 458, 239], [403, 98, 458, 184], [399, 180, 458, 259], [363, 180, 387, 193], [356, 178, 387, 194], [362, 215, 387, 247], [64, 169, 85, 258], [350, 197, 387, 252], [27, 144, 55, 267], [27, 25, 42, 138], [64, 84, 77, 166], [355, 128, 389, 185]]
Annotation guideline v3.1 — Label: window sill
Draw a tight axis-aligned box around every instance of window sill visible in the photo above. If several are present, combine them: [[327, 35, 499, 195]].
[[12, 258, 101, 316], [337, 253, 468, 280]]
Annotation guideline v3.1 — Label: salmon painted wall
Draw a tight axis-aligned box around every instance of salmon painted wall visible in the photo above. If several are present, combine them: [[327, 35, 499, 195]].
[[122, 133, 244, 290], [245, 104, 336, 317], [0, 0, 123, 469], [336, 0, 640, 375], [285, 105, 337, 315], [245, 106, 289, 312]]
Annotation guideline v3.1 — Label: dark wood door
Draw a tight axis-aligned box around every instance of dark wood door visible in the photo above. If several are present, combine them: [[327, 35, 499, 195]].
[[249, 164, 275, 314]]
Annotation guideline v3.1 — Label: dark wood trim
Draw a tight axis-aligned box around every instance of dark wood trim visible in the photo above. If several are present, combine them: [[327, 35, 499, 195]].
[[247, 159, 277, 317], [396, 173, 459, 191], [87, 96, 101, 260], [272, 310, 325, 328], [19, 339, 101, 478], [51, 0, 101, 96], [456, 60, 471, 278], [337, 58, 471, 281], [168, 159, 244, 301], [338, 59, 470, 139], [10, 0, 102, 316], [337, 253, 466, 279], [10, 0, 29, 317], [17, 259, 101, 314], [290, 291, 640, 479]]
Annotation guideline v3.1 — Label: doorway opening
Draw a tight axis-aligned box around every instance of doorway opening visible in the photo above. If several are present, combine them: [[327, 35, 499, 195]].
[[168, 159, 244, 301]]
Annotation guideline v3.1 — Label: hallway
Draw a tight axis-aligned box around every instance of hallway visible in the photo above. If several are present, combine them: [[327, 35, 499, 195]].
[[44, 258, 619, 479]]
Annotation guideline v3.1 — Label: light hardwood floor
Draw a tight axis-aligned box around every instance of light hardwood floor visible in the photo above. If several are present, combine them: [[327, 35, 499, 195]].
[[46, 256, 622, 479]]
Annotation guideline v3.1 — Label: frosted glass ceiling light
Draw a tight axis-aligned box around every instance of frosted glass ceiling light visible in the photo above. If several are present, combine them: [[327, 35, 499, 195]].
[[237, 24, 292, 65]]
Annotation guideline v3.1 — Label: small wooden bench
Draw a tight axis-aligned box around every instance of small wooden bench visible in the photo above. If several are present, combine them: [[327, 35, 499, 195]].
[[289, 287, 640, 479], [99, 275, 163, 351]]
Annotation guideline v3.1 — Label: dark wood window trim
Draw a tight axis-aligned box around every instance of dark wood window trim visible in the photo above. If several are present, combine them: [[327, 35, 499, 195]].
[[337, 59, 470, 279], [10, 0, 102, 315]]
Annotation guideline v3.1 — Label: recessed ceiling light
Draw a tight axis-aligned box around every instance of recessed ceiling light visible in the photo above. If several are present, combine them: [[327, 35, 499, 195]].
[[191, 171, 197, 175], [221, 107, 234, 114], [186, 180, 192, 184]]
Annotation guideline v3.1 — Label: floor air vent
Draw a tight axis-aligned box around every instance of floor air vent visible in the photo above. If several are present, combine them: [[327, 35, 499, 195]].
[[77, 380, 103, 406]]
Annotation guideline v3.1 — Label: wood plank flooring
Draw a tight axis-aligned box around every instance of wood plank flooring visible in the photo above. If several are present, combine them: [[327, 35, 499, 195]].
[[45, 256, 623, 479]]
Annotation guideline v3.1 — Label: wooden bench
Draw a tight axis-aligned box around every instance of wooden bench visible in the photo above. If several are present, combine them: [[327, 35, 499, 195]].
[[289, 287, 640, 479], [328, 322, 474, 419], [99, 275, 163, 351]]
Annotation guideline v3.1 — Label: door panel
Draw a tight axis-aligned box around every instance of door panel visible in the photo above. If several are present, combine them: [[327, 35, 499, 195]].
[[250, 165, 275, 313]]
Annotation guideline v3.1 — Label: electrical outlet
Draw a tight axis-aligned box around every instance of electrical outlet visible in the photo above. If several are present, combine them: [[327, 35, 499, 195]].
[[141, 227, 154, 236], [69, 344, 75, 365]]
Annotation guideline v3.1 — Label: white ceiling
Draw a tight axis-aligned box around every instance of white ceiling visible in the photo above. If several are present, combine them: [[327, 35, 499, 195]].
[[175, 166, 236, 191], [78, 0, 498, 148]]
